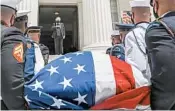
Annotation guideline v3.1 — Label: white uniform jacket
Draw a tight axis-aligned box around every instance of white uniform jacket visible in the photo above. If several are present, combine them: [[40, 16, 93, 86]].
[[124, 22, 151, 81]]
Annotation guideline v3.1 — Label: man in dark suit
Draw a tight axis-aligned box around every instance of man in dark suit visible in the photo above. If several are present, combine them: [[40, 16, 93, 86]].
[[52, 17, 65, 55]]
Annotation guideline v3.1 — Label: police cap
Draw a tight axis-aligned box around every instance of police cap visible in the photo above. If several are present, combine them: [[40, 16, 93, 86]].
[[15, 10, 30, 22], [25, 26, 43, 35], [111, 30, 120, 37], [115, 23, 135, 31]]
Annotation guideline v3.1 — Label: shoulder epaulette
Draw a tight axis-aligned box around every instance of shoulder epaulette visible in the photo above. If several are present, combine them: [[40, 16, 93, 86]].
[[146, 21, 161, 32]]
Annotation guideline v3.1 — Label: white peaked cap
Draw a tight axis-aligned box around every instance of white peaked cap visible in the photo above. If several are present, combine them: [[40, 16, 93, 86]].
[[0, 0, 22, 11], [130, 0, 150, 8], [17, 10, 31, 17], [111, 30, 120, 36]]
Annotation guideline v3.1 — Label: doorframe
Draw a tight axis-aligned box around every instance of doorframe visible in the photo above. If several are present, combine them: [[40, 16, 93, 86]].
[[38, 5, 81, 53], [39, 0, 80, 6], [38, 0, 84, 50]]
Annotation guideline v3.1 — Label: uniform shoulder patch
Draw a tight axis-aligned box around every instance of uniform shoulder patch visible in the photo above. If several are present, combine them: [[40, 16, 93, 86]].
[[27, 43, 32, 49], [146, 21, 160, 32], [13, 43, 24, 63]]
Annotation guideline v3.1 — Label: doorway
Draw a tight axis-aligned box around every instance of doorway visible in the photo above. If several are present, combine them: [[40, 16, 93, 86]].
[[39, 6, 79, 55]]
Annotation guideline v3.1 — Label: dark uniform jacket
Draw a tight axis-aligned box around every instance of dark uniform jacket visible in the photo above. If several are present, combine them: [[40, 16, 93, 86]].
[[1, 23, 27, 110], [39, 44, 49, 65], [145, 11, 175, 110], [106, 44, 125, 61]]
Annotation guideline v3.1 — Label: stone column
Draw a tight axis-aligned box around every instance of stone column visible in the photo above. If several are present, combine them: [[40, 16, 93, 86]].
[[82, 0, 113, 52], [77, 0, 84, 50], [30, 0, 39, 25], [17, 0, 39, 26]]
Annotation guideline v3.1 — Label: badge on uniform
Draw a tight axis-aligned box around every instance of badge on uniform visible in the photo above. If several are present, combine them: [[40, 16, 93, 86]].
[[13, 43, 24, 63], [27, 43, 32, 49]]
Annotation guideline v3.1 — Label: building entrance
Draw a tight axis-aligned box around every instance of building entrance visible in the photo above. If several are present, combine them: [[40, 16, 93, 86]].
[[39, 6, 79, 55]]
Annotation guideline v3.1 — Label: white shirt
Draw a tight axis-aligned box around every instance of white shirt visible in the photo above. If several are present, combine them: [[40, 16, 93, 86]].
[[125, 22, 151, 81]]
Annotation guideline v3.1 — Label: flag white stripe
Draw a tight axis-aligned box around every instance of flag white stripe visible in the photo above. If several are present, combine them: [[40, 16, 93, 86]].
[[136, 105, 151, 110], [91, 52, 116, 104], [131, 66, 150, 88], [114, 105, 150, 110]]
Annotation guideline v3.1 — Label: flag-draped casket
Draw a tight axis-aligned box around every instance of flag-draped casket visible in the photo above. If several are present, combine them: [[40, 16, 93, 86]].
[[24, 51, 150, 110]]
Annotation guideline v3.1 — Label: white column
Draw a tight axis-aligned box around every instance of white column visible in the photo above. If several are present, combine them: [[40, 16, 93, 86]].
[[78, 0, 84, 50], [82, 0, 113, 52], [30, 0, 39, 26], [17, 0, 39, 26], [17, 0, 31, 25]]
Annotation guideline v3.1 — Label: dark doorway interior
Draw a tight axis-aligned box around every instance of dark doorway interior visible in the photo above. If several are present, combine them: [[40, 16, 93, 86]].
[[39, 6, 79, 55]]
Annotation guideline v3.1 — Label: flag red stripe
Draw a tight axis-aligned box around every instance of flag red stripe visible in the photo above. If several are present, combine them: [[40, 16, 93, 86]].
[[110, 57, 135, 94], [139, 88, 150, 105], [91, 86, 150, 110]]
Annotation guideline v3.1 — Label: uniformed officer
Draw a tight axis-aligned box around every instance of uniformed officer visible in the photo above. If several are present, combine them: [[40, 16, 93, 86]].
[[1, 0, 27, 109], [146, 0, 175, 110], [52, 16, 65, 55], [14, 10, 30, 33], [25, 26, 48, 72], [106, 30, 125, 61], [14, 10, 38, 82], [25, 26, 49, 65], [125, 0, 151, 80], [111, 30, 122, 45], [115, 23, 135, 43]]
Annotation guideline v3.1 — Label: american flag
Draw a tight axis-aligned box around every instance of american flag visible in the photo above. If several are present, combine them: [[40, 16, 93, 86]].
[[24, 51, 150, 110], [122, 11, 132, 24]]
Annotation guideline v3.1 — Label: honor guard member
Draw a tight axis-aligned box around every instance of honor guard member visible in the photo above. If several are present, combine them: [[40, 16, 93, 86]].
[[14, 10, 37, 82], [125, 0, 151, 80], [106, 30, 125, 61], [1, 0, 27, 109], [115, 23, 135, 43], [25, 26, 50, 65], [146, 0, 175, 110], [15, 14, 45, 81], [25, 26, 47, 73], [14, 11, 39, 82], [14, 10, 30, 33]]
